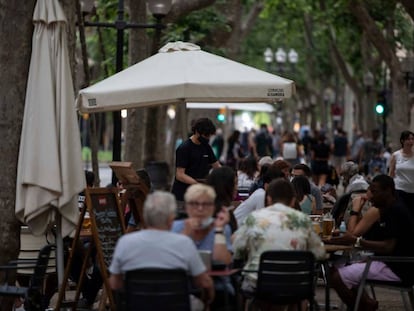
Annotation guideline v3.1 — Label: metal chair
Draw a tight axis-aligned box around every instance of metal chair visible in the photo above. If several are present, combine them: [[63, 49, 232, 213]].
[[145, 161, 170, 190], [354, 255, 414, 311], [119, 268, 193, 311], [0, 243, 56, 311], [243, 250, 317, 311], [18, 226, 56, 276]]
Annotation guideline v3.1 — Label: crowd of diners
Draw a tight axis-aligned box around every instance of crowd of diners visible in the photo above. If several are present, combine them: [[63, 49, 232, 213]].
[[106, 120, 414, 311]]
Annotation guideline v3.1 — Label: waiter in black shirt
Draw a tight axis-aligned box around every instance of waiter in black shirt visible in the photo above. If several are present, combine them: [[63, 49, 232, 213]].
[[171, 118, 221, 207]]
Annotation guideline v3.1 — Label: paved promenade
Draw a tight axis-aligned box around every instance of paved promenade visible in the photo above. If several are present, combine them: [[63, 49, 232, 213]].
[[315, 284, 408, 310], [50, 284, 408, 310]]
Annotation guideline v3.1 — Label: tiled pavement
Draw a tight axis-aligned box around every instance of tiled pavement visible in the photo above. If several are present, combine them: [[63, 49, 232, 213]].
[[49, 284, 408, 310], [315, 284, 409, 311]]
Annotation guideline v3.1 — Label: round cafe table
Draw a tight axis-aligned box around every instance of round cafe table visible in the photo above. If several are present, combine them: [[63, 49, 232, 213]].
[[324, 244, 353, 253]]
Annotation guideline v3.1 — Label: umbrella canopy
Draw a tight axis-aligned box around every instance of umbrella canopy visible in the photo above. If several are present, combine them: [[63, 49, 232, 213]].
[[77, 41, 295, 112], [15, 0, 85, 237]]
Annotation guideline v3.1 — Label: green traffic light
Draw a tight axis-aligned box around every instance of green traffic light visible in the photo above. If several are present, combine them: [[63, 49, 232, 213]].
[[217, 114, 226, 122], [375, 104, 384, 114]]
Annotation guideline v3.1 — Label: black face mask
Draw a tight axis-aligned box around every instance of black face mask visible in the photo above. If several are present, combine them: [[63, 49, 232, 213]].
[[198, 136, 209, 145]]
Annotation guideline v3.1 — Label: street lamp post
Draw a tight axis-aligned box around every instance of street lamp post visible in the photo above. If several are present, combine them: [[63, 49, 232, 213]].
[[264, 48, 273, 72], [275, 47, 287, 73], [287, 48, 298, 72], [363, 71, 374, 134], [263, 47, 298, 75], [82, 0, 172, 184], [263, 47, 298, 131]]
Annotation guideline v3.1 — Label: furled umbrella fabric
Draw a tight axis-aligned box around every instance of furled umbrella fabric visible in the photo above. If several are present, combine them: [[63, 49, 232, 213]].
[[15, 0, 85, 237]]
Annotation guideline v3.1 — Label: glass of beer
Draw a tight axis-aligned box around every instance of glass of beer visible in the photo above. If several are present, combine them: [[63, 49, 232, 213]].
[[322, 216, 334, 239], [82, 212, 91, 232], [312, 221, 322, 236]]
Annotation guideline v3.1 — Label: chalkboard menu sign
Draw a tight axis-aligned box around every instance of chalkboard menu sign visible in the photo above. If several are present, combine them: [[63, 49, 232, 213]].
[[55, 187, 125, 311], [86, 187, 125, 267]]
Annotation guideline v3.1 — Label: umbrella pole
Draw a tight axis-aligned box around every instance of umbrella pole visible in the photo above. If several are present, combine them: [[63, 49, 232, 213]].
[[56, 214, 64, 287]]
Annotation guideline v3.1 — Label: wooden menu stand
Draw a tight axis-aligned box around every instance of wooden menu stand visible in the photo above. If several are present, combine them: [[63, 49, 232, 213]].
[[110, 161, 149, 229], [120, 183, 149, 229], [55, 187, 126, 311]]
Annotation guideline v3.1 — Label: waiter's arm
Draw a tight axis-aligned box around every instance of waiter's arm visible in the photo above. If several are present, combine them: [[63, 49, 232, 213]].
[[175, 167, 198, 185]]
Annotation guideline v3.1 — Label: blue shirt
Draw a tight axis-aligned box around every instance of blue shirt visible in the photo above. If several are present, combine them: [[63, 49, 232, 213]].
[[171, 220, 233, 253]]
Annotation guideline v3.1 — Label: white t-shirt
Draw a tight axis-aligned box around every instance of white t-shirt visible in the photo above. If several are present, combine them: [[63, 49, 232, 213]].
[[237, 172, 255, 190], [393, 150, 414, 193], [234, 188, 265, 226], [282, 142, 297, 160], [109, 229, 206, 276]]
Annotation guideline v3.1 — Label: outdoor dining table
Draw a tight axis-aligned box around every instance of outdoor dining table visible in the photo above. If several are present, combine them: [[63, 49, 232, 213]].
[[208, 268, 240, 311], [321, 243, 354, 311], [324, 243, 353, 254]]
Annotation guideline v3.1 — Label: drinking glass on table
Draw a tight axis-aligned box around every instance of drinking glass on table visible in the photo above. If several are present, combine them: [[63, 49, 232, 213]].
[[310, 215, 322, 236], [322, 213, 335, 239], [82, 211, 91, 232]]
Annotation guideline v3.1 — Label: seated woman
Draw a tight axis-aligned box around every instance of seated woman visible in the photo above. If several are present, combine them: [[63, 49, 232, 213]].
[[291, 175, 316, 215], [237, 156, 258, 195], [249, 162, 271, 195], [234, 165, 284, 226], [206, 166, 239, 233], [171, 184, 235, 307], [273, 159, 292, 180]]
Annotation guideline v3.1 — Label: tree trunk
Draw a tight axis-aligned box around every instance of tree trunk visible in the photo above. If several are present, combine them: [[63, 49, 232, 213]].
[[166, 0, 216, 22], [0, 1, 36, 309], [75, 0, 101, 185], [400, 0, 414, 21], [60, 0, 77, 86], [348, 0, 409, 147], [390, 79, 410, 147], [124, 0, 149, 169]]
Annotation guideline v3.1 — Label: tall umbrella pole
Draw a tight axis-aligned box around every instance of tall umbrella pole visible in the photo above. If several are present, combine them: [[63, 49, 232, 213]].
[[56, 211, 64, 286]]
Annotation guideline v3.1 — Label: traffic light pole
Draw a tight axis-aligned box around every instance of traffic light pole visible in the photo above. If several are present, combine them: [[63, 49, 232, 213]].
[[382, 112, 387, 147], [376, 90, 387, 147]]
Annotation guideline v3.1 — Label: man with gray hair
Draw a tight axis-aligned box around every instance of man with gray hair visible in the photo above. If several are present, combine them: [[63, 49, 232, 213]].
[[332, 161, 370, 225], [109, 191, 214, 307], [341, 161, 369, 193]]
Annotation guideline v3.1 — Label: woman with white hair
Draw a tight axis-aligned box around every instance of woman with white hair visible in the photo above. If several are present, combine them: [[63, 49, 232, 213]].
[[172, 183, 232, 265], [172, 183, 234, 308]]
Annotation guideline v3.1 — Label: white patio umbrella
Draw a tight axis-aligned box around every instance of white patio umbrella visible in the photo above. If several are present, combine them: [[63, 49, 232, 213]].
[[77, 41, 295, 112], [15, 0, 85, 285]]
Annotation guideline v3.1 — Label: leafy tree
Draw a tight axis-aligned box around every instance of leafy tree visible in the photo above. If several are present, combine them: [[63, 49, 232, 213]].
[[0, 1, 76, 309], [238, 0, 413, 145]]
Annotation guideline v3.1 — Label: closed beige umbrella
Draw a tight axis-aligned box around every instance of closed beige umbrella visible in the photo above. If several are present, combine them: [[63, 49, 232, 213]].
[[15, 0, 85, 284]]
